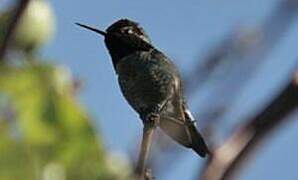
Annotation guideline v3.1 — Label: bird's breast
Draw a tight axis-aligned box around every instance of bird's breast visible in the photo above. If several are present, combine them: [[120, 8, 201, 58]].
[[116, 51, 176, 113]]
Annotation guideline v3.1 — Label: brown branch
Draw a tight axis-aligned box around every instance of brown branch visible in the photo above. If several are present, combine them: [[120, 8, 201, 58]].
[[200, 72, 298, 180], [186, 0, 298, 95], [0, 0, 31, 60], [135, 123, 156, 180]]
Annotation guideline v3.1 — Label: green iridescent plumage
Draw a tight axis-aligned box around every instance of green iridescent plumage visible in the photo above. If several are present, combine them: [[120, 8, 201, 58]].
[[77, 19, 209, 157]]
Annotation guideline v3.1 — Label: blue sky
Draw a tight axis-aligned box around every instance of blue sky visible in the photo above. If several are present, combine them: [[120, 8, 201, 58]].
[[18, 0, 298, 179]]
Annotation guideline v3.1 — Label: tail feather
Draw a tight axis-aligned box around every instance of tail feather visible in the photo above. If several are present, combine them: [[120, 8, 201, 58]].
[[188, 122, 209, 157]]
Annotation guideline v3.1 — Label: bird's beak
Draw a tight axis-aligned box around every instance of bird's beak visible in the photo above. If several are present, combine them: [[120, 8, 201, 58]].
[[75, 23, 107, 36]]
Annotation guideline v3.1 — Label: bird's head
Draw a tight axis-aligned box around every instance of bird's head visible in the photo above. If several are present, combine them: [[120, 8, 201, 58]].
[[105, 19, 151, 44], [76, 19, 153, 67]]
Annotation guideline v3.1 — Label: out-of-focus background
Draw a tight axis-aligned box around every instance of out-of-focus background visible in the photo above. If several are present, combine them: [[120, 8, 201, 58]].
[[0, 0, 297, 180]]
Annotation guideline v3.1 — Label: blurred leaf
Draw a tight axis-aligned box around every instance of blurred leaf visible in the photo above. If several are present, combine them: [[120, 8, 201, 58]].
[[0, 63, 129, 180]]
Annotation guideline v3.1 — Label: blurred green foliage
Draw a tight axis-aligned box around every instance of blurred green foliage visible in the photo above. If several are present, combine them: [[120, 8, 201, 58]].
[[0, 64, 122, 180], [0, 1, 131, 179]]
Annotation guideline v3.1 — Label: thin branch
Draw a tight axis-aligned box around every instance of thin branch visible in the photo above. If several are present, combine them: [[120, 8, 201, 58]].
[[200, 72, 298, 180], [186, 0, 298, 95], [0, 0, 31, 60], [135, 123, 156, 180], [184, 0, 298, 133]]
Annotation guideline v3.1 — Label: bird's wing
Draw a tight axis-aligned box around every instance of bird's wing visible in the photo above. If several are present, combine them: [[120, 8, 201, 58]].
[[182, 101, 209, 156], [159, 95, 192, 147], [159, 92, 209, 157], [155, 67, 209, 157]]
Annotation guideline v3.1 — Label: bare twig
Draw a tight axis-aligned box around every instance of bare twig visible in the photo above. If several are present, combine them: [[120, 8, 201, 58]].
[[200, 72, 298, 180], [184, 0, 298, 134], [0, 0, 31, 60], [186, 0, 298, 95], [135, 123, 156, 180]]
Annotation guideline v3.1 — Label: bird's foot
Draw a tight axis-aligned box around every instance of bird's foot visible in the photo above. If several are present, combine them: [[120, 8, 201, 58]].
[[141, 112, 160, 127], [146, 112, 160, 127]]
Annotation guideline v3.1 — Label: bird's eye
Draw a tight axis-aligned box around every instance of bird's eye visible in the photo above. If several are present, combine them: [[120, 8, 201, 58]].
[[127, 29, 133, 34], [121, 27, 134, 35]]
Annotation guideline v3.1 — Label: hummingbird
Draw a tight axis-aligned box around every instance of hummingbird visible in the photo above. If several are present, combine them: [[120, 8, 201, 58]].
[[76, 19, 209, 157]]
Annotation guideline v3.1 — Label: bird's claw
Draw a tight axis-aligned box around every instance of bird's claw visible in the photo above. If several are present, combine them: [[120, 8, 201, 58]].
[[145, 112, 160, 127]]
